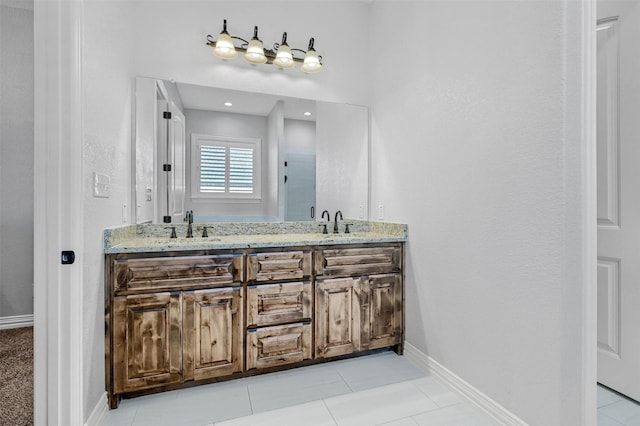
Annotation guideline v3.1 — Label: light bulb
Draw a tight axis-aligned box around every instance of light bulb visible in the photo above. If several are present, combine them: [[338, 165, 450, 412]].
[[274, 44, 294, 69], [301, 49, 322, 73], [245, 38, 267, 64], [273, 32, 295, 69], [213, 20, 237, 59]]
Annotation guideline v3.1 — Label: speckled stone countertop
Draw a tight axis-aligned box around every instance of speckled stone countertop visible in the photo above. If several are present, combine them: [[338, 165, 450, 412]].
[[104, 220, 407, 254]]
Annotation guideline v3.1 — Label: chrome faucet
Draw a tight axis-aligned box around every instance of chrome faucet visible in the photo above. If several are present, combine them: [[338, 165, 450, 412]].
[[185, 210, 194, 238], [333, 210, 343, 234]]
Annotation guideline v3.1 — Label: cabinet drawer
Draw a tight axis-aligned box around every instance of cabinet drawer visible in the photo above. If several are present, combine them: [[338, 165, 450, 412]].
[[246, 322, 312, 370], [247, 281, 312, 327], [315, 246, 401, 277], [113, 254, 243, 293], [247, 251, 311, 282]]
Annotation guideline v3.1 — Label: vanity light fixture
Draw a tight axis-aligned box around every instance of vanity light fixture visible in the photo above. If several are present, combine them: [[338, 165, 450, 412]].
[[207, 19, 323, 73]]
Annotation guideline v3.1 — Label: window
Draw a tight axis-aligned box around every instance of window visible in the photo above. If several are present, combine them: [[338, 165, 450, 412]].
[[191, 134, 262, 200]]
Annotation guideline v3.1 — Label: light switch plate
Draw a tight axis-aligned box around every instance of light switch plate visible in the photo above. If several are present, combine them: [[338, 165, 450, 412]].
[[93, 172, 111, 198]]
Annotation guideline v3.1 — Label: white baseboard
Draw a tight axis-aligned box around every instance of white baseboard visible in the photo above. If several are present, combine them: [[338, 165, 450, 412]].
[[403, 341, 528, 426], [0, 314, 34, 330], [84, 392, 108, 426]]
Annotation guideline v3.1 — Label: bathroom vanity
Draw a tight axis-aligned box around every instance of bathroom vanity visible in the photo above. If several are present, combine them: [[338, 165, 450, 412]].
[[104, 221, 406, 408]]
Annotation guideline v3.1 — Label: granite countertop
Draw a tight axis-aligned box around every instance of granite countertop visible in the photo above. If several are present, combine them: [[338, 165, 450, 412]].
[[104, 220, 407, 254]]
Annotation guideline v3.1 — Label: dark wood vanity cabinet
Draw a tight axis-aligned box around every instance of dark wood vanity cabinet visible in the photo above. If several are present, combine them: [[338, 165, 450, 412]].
[[106, 243, 403, 408]]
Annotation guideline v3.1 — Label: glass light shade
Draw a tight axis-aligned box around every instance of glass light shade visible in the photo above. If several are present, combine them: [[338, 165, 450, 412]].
[[273, 44, 295, 69], [213, 32, 237, 59], [301, 49, 322, 73], [244, 38, 267, 64]]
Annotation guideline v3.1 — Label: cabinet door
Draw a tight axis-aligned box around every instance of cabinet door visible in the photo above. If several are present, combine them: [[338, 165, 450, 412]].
[[364, 274, 403, 350], [183, 287, 243, 381], [246, 322, 312, 370], [113, 293, 182, 393], [315, 277, 362, 358]]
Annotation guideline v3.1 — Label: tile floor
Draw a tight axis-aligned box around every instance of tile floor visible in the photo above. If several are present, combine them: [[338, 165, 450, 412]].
[[102, 350, 496, 426], [102, 350, 640, 426], [598, 385, 640, 426]]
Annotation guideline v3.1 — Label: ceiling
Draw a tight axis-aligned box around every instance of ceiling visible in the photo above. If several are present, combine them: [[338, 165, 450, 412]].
[[176, 82, 316, 122]]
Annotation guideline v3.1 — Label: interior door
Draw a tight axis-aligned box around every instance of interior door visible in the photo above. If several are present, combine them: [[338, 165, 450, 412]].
[[155, 86, 185, 224], [597, 1, 640, 402], [168, 101, 186, 222]]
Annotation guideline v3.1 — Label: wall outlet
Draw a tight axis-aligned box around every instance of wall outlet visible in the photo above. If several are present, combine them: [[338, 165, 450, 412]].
[[122, 204, 128, 223], [93, 172, 111, 198], [359, 205, 364, 219], [378, 204, 384, 220]]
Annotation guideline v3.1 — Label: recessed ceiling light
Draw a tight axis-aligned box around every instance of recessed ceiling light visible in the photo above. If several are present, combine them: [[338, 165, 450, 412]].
[[304, 111, 312, 116], [224, 102, 233, 107]]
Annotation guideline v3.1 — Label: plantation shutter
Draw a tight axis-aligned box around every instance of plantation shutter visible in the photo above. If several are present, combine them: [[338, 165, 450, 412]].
[[229, 147, 254, 193], [200, 145, 226, 193]]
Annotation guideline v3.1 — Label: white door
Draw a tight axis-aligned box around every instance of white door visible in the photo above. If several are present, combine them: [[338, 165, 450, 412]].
[[597, 0, 640, 402], [168, 101, 186, 222], [156, 94, 186, 224]]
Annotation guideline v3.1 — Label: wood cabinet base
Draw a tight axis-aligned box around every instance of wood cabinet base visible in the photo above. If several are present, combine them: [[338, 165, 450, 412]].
[[106, 243, 404, 409]]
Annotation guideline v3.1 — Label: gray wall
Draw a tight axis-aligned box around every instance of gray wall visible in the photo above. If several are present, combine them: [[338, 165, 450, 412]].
[[0, 1, 34, 318], [369, 2, 589, 424], [284, 119, 315, 154]]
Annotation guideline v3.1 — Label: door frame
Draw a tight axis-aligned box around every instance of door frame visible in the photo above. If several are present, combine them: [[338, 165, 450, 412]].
[[581, 0, 598, 424], [33, 0, 84, 424]]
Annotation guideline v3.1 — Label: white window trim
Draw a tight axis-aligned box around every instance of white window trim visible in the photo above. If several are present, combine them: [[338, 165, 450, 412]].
[[190, 134, 262, 200]]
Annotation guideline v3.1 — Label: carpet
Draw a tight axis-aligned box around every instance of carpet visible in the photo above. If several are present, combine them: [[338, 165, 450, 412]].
[[0, 326, 33, 425]]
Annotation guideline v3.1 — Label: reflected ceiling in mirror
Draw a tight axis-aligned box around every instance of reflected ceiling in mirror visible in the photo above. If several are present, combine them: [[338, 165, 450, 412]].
[[176, 83, 316, 122]]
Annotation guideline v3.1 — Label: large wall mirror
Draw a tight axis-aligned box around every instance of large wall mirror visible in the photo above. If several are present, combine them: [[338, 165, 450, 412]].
[[133, 77, 369, 224]]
